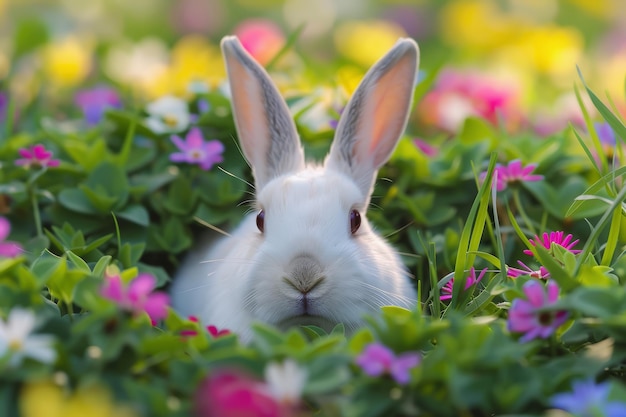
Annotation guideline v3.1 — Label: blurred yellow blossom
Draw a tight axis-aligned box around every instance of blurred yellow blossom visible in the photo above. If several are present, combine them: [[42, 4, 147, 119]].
[[336, 65, 365, 97], [334, 20, 406, 67], [40, 36, 92, 89], [20, 380, 138, 417], [149, 35, 226, 98], [569, 0, 614, 18]]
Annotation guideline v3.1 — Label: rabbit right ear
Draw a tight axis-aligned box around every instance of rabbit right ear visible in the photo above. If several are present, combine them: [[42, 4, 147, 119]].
[[221, 36, 304, 189]]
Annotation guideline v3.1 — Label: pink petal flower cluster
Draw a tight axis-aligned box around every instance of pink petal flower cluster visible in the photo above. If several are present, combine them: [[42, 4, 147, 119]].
[[523, 231, 581, 256], [355, 342, 421, 385], [189, 361, 305, 417], [100, 273, 170, 324], [417, 69, 523, 133], [507, 261, 550, 280], [0, 217, 22, 258], [15, 144, 60, 169], [440, 267, 487, 301], [233, 19, 285, 65], [480, 159, 544, 192], [180, 316, 230, 338], [170, 127, 224, 171], [508, 280, 569, 342]]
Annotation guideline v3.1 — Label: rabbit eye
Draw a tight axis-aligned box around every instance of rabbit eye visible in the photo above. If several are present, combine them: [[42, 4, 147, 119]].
[[256, 209, 265, 233], [350, 209, 361, 234]]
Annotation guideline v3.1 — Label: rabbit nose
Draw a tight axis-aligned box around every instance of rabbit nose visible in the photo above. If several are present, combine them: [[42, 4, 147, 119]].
[[284, 254, 326, 294]]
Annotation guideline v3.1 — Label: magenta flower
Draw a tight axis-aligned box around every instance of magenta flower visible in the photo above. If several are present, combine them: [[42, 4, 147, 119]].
[[75, 86, 122, 125], [0, 92, 7, 122], [508, 280, 569, 342], [440, 267, 487, 301], [15, 144, 60, 169], [194, 370, 290, 417], [181, 316, 230, 338], [355, 342, 421, 385], [170, 127, 224, 170], [523, 231, 581, 256], [507, 261, 550, 279], [100, 273, 170, 323], [551, 379, 626, 417], [481, 159, 543, 192], [414, 138, 438, 157], [0, 217, 22, 258]]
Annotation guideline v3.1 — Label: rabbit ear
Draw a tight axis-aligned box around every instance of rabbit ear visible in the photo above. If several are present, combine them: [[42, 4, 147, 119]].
[[221, 36, 304, 189], [325, 38, 419, 199]]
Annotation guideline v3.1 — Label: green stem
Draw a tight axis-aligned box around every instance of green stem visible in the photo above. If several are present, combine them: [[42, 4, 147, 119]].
[[512, 188, 537, 237], [29, 183, 43, 238]]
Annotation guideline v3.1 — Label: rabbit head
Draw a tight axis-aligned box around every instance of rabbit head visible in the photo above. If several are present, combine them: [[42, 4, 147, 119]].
[[172, 36, 420, 341]]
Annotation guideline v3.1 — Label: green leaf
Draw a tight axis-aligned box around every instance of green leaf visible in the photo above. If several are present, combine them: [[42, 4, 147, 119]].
[[116, 205, 150, 226]]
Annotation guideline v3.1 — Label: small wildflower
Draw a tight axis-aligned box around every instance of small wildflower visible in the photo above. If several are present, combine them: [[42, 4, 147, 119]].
[[440, 267, 487, 301], [265, 359, 307, 406], [507, 261, 550, 279], [0, 308, 57, 367], [523, 231, 581, 256], [181, 316, 230, 338], [414, 138, 438, 157], [194, 370, 290, 417], [481, 159, 543, 192], [74, 86, 122, 125], [15, 144, 60, 169], [100, 273, 170, 324], [551, 379, 626, 417], [356, 342, 421, 385], [595, 122, 616, 147], [0, 92, 8, 122], [144, 96, 190, 134], [508, 280, 569, 342], [170, 127, 224, 170], [0, 217, 22, 258], [234, 19, 285, 65]]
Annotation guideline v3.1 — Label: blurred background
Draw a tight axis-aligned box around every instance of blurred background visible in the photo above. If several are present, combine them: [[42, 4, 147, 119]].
[[0, 0, 624, 136]]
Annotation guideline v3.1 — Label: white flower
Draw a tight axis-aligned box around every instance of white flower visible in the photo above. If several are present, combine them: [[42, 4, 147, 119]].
[[264, 359, 307, 405], [0, 308, 57, 367], [144, 95, 191, 134]]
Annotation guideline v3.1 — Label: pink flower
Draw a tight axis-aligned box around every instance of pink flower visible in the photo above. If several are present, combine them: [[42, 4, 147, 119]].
[[417, 69, 523, 133], [233, 19, 285, 65], [508, 280, 569, 342], [355, 342, 421, 385], [15, 144, 60, 169], [181, 316, 230, 338], [170, 128, 224, 171], [440, 267, 487, 301], [480, 159, 543, 192], [523, 231, 581, 256], [194, 370, 291, 417], [413, 138, 438, 157], [75, 86, 122, 125], [0, 217, 22, 258], [507, 261, 550, 279], [100, 273, 170, 323]]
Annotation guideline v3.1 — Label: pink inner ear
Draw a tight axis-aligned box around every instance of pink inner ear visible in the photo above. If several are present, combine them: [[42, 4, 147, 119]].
[[361, 53, 415, 168]]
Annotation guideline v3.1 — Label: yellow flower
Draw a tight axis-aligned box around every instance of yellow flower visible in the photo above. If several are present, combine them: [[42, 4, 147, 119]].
[[20, 380, 138, 417], [40, 36, 92, 89], [148, 35, 226, 98], [336, 65, 365, 97], [568, 0, 613, 18], [334, 20, 406, 67]]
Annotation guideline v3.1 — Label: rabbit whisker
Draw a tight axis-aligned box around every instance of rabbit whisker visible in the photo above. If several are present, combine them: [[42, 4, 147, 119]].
[[217, 165, 254, 190]]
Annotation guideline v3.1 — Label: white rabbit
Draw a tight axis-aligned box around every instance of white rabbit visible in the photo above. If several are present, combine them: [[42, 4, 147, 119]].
[[171, 36, 420, 342]]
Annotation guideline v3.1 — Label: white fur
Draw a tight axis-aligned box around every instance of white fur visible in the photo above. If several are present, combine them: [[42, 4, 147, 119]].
[[171, 36, 420, 342]]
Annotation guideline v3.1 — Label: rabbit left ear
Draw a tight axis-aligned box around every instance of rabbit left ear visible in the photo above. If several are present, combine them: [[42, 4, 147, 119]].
[[221, 36, 304, 190], [325, 38, 419, 199]]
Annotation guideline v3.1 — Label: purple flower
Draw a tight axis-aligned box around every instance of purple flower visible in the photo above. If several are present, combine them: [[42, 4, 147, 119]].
[[440, 267, 487, 301], [595, 122, 616, 147], [507, 261, 550, 279], [101, 273, 170, 324], [170, 127, 224, 170], [523, 231, 581, 256], [15, 144, 60, 169], [74, 86, 122, 125], [0, 217, 22, 258], [480, 159, 544, 192], [508, 280, 569, 342], [0, 92, 7, 122], [551, 379, 626, 417], [355, 342, 421, 385]]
